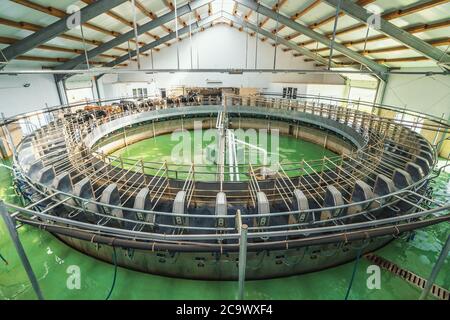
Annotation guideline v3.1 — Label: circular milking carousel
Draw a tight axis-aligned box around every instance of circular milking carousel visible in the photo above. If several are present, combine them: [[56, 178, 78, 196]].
[[2, 93, 449, 280]]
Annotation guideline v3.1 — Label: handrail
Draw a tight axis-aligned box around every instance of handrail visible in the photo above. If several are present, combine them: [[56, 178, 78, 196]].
[[261, 92, 449, 126], [2, 192, 449, 242], [1, 93, 447, 244]]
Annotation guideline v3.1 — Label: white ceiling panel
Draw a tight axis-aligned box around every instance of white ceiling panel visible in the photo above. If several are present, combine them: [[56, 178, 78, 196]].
[[0, 0, 448, 69]]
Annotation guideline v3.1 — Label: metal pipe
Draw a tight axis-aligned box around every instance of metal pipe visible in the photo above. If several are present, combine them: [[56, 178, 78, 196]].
[[1, 112, 17, 159], [152, 48, 156, 69], [5, 94, 449, 238], [245, 24, 249, 69], [360, 25, 370, 71], [0, 201, 44, 300], [16, 213, 449, 253], [273, 0, 280, 70], [189, 12, 193, 69], [174, 0, 180, 70], [432, 113, 446, 145], [419, 234, 450, 300], [80, 24, 90, 70], [237, 211, 248, 299], [127, 40, 132, 62], [328, 0, 342, 70], [255, 12, 259, 69], [131, 0, 141, 69], [1, 69, 448, 76], [12, 172, 449, 239]]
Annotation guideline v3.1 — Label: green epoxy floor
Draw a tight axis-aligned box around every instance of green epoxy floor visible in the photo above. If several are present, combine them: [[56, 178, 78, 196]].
[[0, 136, 449, 300], [111, 131, 338, 181]]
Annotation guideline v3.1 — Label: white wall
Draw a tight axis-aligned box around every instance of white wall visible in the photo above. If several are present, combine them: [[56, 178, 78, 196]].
[[382, 67, 450, 118], [0, 74, 61, 117], [66, 87, 95, 104], [348, 87, 377, 104], [307, 84, 346, 99], [148, 24, 323, 71], [101, 78, 159, 99], [100, 25, 345, 99], [63, 78, 97, 103]]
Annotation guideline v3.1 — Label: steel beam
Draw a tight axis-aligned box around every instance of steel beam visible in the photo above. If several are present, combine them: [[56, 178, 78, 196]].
[[54, 0, 214, 73], [1, 68, 448, 76], [0, 0, 128, 64], [233, 0, 389, 79], [104, 13, 221, 68], [238, 223, 248, 300], [0, 201, 44, 300], [419, 234, 450, 300], [323, 0, 450, 66], [223, 12, 334, 67]]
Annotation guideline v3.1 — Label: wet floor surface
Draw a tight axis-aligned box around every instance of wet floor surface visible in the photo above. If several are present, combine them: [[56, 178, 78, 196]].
[[0, 153, 448, 300]]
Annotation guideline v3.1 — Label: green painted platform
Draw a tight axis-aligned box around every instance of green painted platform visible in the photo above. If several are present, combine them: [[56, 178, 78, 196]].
[[0, 137, 448, 300]]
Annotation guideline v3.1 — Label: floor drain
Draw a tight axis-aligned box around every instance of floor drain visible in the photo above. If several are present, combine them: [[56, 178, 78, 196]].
[[365, 253, 449, 300]]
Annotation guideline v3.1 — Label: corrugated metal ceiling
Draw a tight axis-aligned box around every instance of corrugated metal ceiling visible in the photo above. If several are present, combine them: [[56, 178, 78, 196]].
[[0, 0, 448, 70]]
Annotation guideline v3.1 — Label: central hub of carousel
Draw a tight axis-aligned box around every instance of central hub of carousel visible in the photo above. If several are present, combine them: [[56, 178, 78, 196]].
[[9, 94, 450, 280]]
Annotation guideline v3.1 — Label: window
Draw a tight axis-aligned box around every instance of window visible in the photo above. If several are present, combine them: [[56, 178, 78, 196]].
[[132, 88, 148, 98], [282, 87, 297, 99]]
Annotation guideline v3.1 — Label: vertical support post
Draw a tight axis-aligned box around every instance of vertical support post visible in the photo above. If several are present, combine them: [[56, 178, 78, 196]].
[[123, 125, 128, 147], [273, 1, 279, 70], [0, 201, 44, 300], [80, 24, 90, 70], [150, 48, 154, 69], [255, 12, 259, 69], [432, 113, 446, 146], [328, 0, 342, 70], [245, 24, 249, 69], [131, 0, 141, 69], [419, 234, 450, 300], [94, 76, 102, 103], [174, 0, 180, 70], [54, 75, 65, 105], [360, 25, 370, 71], [236, 209, 248, 300], [164, 160, 170, 180], [127, 40, 132, 62], [412, 115, 419, 133], [140, 159, 146, 177], [400, 105, 407, 124], [119, 155, 124, 169], [1, 112, 17, 159], [189, 12, 193, 69]]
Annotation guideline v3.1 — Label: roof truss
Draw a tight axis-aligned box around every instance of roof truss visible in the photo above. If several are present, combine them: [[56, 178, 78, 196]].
[[104, 12, 222, 68], [53, 0, 214, 72], [0, 0, 128, 67], [323, 0, 450, 67], [1, 0, 448, 75], [222, 12, 334, 67], [232, 0, 389, 79]]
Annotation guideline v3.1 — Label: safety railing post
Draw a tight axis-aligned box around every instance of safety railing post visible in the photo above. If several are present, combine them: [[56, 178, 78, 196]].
[[419, 234, 450, 300], [1, 112, 17, 159], [236, 209, 248, 300], [433, 113, 446, 147], [119, 155, 124, 169], [0, 201, 44, 300]]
